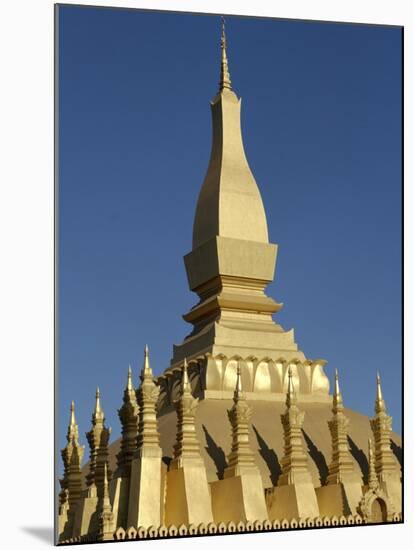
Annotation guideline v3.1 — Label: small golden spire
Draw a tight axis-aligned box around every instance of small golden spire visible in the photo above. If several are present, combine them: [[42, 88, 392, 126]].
[[375, 372, 386, 414], [286, 365, 297, 408], [103, 462, 109, 495], [333, 369, 344, 411], [70, 400, 76, 426], [233, 362, 243, 401], [182, 358, 191, 394], [219, 16, 232, 91], [95, 387, 101, 414], [127, 364, 133, 390], [142, 344, 152, 378]]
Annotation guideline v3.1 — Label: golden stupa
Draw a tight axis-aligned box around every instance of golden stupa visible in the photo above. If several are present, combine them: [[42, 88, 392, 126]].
[[57, 20, 402, 544]]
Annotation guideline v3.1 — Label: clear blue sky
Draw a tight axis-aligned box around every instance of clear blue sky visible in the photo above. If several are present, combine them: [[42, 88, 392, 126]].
[[57, 6, 402, 459]]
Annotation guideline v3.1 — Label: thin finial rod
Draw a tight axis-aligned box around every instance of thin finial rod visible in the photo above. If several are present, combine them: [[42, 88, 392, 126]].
[[182, 358, 191, 394], [95, 387, 101, 413], [219, 15, 232, 91], [70, 400, 76, 425], [127, 365, 133, 390]]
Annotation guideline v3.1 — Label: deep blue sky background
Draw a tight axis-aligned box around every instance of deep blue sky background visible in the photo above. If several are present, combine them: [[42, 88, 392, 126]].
[[58, 6, 402, 461]]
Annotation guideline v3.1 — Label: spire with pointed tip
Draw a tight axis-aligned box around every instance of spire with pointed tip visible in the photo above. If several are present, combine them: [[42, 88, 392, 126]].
[[326, 370, 360, 486], [224, 362, 256, 478], [332, 369, 344, 413], [370, 372, 399, 485], [219, 16, 232, 92], [375, 372, 386, 414], [66, 400, 79, 444], [141, 344, 153, 380], [286, 365, 297, 409], [181, 357, 191, 394], [170, 359, 201, 465], [136, 345, 161, 452], [127, 364, 133, 390], [233, 362, 243, 400], [86, 388, 111, 494], [278, 365, 312, 486], [59, 401, 85, 515], [98, 462, 115, 541], [94, 387, 104, 420], [116, 365, 139, 477]]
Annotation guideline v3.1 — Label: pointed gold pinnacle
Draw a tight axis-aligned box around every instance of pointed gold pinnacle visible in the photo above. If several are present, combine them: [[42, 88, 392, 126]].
[[233, 362, 243, 401], [286, 365, 297, 408], [95, 387, 102, 414], [182, 358, 191, 394], [333, 369, 343, 411], [70, 400, 76, 426], [375, 372, 386, 414], [219, 16, 232, 91], [127, 364, 133, 390], [141, 344, 154, 382]]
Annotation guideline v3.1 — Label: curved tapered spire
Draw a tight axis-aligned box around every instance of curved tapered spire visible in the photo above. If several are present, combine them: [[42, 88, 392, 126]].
[[219, 16, 232, 92], [375, 372, 386, 414]]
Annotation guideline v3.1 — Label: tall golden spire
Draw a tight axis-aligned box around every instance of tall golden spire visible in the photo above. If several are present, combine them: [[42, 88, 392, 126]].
[[326, 370, 360, 487], [278, 366, 310, 486], [219, 16, 232, 91], [224, 362, 257, 477], [86, 388, 111, 495], [375, 372, 386, 414], [94, 387, 104, 421], [141, 344, 152, 379], [97, 463, 115, 541], [171, 358, 202, 466], [286, 365, 297, 409], [67, 400, 79, 444], [136, 345, 161, 451], [59, 401, 85, 515], [127, 364, 133, 390], [332, 368, 344, 413], [116, 365, 139, 477], [370, 373, 399, 487]]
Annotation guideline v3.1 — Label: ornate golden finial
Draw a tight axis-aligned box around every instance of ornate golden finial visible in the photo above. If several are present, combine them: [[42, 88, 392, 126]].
[[95, 387, 102, 414], [116, 365, 139, 476], [127, 364, 133, 390], [66, 400, 80, 444], [375, 372, 386, 414], [98, 462, 115, 541], [219, 16, 232, 91], [60, 400, 84, 515], [70, 400, 76, 426], [234, 362, 243, 399], [141, 344, 153, 379], [286, 365, 297, 408], [225, 363, 255, 478], [182, 358, 191, 394]]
